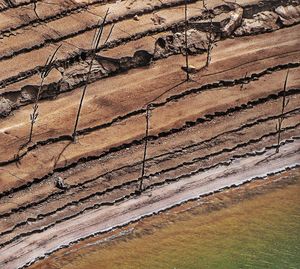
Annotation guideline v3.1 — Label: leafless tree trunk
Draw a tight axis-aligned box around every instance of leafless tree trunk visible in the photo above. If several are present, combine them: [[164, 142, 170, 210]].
[[72, 10, 114, 141], [184, 0, 190, 81], [275, 69, 289, 153], [139, 104, 151, 192], [202, 0, 216, 67], [27, 45, 61, 145]]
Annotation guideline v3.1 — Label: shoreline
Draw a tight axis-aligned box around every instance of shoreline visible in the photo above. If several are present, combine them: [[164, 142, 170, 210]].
[[1, 140, 299, 269], [30, 161, 300, 269]]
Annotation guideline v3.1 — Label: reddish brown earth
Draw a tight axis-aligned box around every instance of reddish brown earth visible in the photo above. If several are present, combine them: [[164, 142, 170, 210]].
[[0, 0, 299, 268]]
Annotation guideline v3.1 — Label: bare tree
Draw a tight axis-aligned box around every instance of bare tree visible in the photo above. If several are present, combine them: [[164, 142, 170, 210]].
[[202, 0, 217, 67], [136, 78, 187, 194], [184, 0, 190, 81], [72, 9, 114, 141], [138, 104, 152, 192], [275, 69, 289, 153], [26, 45, 61, 145]]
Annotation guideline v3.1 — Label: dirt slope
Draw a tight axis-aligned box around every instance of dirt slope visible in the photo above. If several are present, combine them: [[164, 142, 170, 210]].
[[0, 0, 299, 268]]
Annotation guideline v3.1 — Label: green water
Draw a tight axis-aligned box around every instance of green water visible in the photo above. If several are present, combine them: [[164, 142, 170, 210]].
[[42, 181, 300, 269]]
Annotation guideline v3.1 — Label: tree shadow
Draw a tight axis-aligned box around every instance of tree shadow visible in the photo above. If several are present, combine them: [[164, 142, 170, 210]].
[[53, 141, 73, 169]]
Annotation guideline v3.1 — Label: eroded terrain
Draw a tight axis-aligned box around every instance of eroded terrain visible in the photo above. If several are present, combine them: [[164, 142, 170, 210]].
[[0, 0, 299, 268]]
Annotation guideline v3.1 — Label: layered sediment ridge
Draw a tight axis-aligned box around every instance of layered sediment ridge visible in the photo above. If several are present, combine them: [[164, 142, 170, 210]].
[[0, 0, 299, 268]]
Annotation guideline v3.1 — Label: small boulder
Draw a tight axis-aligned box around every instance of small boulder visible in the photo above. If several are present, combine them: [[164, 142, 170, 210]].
[[275, 5, 300, 26], [220, 3, 243, 37], [181, 65, 199, 74], [154, 30, 207, 58], [234, 11, 279, 36], [0, 97, 13, 117], [55, 177, 69, 190], [191, 2, 243, 37], [20, 86, 36, 103], [151, 13, 166, 25]]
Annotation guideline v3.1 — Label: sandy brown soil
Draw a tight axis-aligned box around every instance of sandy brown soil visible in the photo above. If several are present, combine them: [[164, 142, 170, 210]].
[[0, 0, 299, 268]]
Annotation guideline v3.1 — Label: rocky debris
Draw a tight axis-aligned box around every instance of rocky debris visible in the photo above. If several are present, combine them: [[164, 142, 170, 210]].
[[133, 15, 140, 21], [234, 11, 280, 36], [64, 50, 153, 85], [275, 5, 300, 26], [154, 30, 208, 58], [20, 86, 36, 103], [151, 13, 166, 25], [181, 65, 199, 74], [191, 2, 243, 37], [0, 49, 155, 118], [0, 97, 12, 117], [234, 4, 300, 36], [0, 81, 65, 117], [219, 3, 243, 37], [2, 2, 299, 118], [55, 177, 69, 190], [120, 50, 153, 70]]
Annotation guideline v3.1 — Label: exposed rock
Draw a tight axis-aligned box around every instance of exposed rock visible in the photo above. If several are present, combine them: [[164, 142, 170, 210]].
[[219, 3, 243, 37], [55, 177, 69, 190], [0, 97, 12, 117], [120, 50, 153, 69], [94, 56, 120, 74], [275, 5, 300, 26], [181, 65, 199, 74], [20, 86, 36, 103], [132, 50, 153, 65], [234, 11, 280, 36], [191, 2, 243, 37], [154, 30, 207, 58], [151, 13, 166, 25], [40, 83, 62, 99]]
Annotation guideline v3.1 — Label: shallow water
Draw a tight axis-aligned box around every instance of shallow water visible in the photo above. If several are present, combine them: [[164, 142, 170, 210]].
[[35, 180, 300, 269]]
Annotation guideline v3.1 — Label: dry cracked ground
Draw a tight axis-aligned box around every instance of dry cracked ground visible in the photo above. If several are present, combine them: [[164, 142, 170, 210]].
[[0, 0, 299, 268]]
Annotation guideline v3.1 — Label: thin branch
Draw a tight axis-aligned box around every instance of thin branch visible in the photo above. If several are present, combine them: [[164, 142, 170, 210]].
[[103, 23, 115, 45]]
